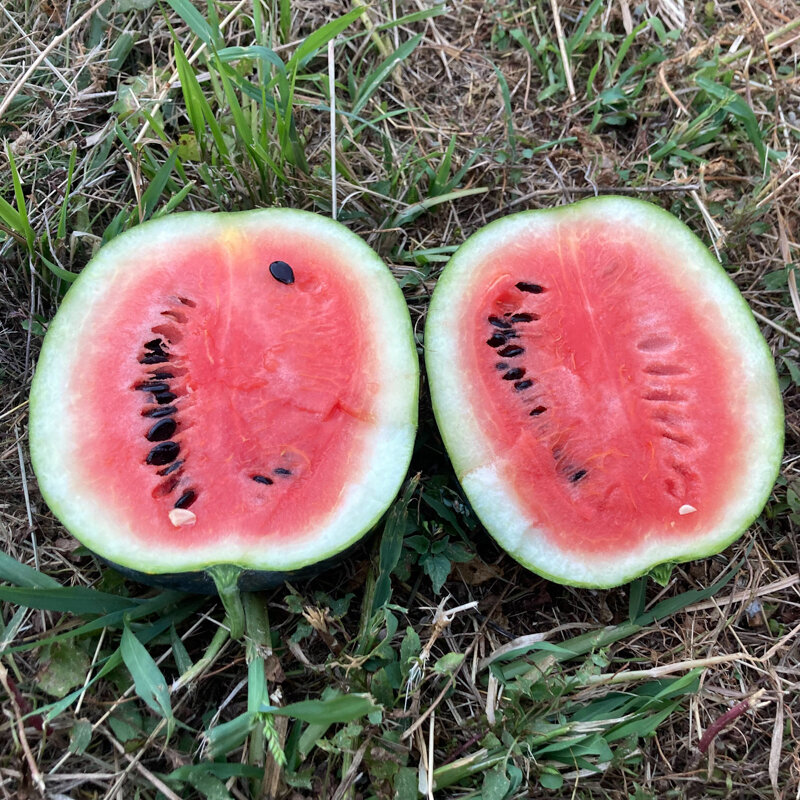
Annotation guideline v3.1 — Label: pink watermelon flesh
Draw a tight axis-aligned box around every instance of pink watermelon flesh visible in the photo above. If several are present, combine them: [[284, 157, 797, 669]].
[[81, 232, 374, 549], [462, 221, 743, 557], [31, 211, 418, 579]]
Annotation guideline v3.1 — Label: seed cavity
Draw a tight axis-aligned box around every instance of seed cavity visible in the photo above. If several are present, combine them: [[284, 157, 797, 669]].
[[569, 469, 587, 483], [152, 391, 177, 405], [637, 335, 674, 352], [252, 475, 274, 485], [510, 313, 538, 323], [136, 382, 169, 393], [514, 379, 533, 391], [643, 389, 687, 403], [644, 363, 688, 376], [496, 362, 509, 370], [169, 508, 196, 527], [516, 282, 544, 293], [503, 368, 525, 381], [488, 316, 512, 329], [530, 405, 547, 416], [269, 260, 295, 285], [158, 459, 184, 476], [146, 418, 177, 442], [174, 490, 196, 509], [143, 405, 177, 418], [140, 353, 169, 364], [498, 345, 524, 358], [146, 442, 180, 466]]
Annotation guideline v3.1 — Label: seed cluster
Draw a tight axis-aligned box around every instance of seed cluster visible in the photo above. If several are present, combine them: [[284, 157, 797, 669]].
[[136, 299, 197, 512], [484, 281, 588, 486]]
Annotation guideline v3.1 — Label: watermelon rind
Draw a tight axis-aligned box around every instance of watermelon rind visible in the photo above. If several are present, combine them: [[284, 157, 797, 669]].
[[30, 209, 419, 583], [424, 196, 783, 588]]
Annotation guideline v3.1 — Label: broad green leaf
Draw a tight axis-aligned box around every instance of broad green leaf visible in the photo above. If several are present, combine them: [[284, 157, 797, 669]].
[[423, 553, 451, 594], [372, 475, 419, 612], [37, 643, 91, 698], [539, 770, 564, 790], [120, 624, 174, 728], [68, 719, 92, 754], [432, 652, 465, 675], [482, 766, 511, 800]]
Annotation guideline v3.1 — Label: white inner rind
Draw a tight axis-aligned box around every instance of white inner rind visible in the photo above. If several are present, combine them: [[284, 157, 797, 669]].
[[425, 196, 783, 588], [30, 211, 419, 574]]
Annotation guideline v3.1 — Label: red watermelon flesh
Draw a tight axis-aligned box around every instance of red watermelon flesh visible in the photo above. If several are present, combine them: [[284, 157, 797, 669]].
[[425, 197, 783, 587], [30, 210, 418, 580], [469, 226, 740, 556]]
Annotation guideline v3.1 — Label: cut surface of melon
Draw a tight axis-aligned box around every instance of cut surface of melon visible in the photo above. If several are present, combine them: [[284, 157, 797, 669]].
[[425, 197, 783, 587], [30, 210, 418, 576]]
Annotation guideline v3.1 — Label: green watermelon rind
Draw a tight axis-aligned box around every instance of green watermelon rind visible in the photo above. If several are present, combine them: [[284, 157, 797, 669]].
[[424, 195, 784, 589], [30, 209, 419, 582]]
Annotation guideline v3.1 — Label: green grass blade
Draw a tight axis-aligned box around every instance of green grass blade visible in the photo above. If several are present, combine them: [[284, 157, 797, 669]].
[[263, 693, 379, 725], [352, 32, 422, 117], [166, 0, 214, 46], [121, 623, 175, 729], [287, 6, 365, 71], [57, 145, 78, 241], [0, 585, 142, 615], [372, 474, 420, 613], [139, 149, 180, 222], [0, 551, 61, 589]]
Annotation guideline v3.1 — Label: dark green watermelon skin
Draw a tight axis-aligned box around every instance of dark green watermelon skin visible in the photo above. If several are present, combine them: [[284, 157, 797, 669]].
[[100, 540, 366, 595]]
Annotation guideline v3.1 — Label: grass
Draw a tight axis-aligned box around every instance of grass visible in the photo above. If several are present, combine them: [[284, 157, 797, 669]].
[[1, 0, 799, 797]]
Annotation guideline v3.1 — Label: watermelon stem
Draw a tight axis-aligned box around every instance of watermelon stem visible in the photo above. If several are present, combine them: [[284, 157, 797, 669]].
[[207, 564, 245, 639]]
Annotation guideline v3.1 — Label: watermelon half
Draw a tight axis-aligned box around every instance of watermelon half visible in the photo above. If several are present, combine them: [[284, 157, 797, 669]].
[[425, 196, 783, 588], [30, 209, 418, 601]]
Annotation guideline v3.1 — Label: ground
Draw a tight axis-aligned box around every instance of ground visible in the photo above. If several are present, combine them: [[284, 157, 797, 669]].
[[1, 0, 799, 798]]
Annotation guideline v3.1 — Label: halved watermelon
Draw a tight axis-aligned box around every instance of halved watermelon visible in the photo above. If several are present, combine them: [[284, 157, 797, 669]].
[[30, 209, 418, 597], [425, 196, 783, 588]]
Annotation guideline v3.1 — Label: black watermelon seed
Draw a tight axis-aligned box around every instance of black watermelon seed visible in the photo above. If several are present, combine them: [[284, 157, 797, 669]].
[[135, 382, 169, 393], [514, 379, 533, 391], [146, 441, 180, 466], [530, 405, 547, 416], [498, 345, 524, 358], [252, 475, 274, 485], [140, 354, 169, 364], [145, 338, 166, 351], [174, 490, 196, 509], [503, 368, 526, 381], [274, 467, 292, 476], [143, 405, 177, 418], [488, 315, 512, 329], [269, 260, 295, 285], [516, 282, 544, 293], [146, 418, 177, 442], [511, 313, 537, 323], [152, 391, 177, 405], [570, 469, 587, 483], [486, 334, 507, 348], [496, 362, 509, 370], [158, 459, 184, 476]]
